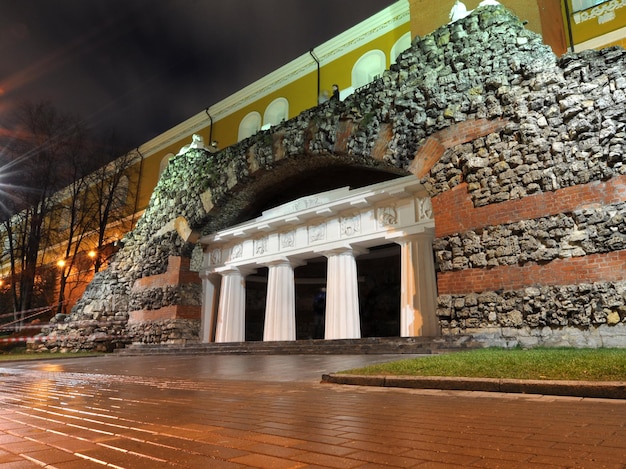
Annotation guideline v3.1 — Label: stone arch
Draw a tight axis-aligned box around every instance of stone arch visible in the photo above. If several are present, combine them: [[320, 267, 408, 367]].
[[202, 160, 412, 343], [197, 161, 438, 344], [202, 155, 407, 231], [46, 6, 626, 351]]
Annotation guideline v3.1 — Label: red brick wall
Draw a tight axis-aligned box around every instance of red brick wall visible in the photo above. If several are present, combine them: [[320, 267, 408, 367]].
[[130, 256, 201, 321], [438, 250, 626, 295], [420, 119, 626, 296], [433, 175, 626, 239]]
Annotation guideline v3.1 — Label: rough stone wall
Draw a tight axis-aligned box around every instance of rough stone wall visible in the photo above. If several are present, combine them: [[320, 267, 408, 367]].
[[34, 5, 626, 351], [418, 29, 626, 346]]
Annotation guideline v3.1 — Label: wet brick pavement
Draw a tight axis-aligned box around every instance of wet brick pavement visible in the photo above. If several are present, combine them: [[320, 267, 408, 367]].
[[0, 354, 624, 468]]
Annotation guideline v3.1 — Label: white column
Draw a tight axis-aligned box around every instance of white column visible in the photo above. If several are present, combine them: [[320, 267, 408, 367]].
[[325, 248, 361, 340], [263, 258, 297, 342], [399, 232, 439, 337], [214, 267, 248, 343], [199, 271, 220, 343]]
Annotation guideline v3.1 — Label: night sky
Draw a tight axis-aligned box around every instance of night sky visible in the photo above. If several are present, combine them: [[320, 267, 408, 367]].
[[0, 1, 395, 152]]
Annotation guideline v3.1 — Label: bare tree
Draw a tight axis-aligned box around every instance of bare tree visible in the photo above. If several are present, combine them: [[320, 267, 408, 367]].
[[51, 126, 98, 315], [53, 132, 139, 314], [86, 135, 140, 273], [0, 101, 140, 323], [0, 100, 90, 317]]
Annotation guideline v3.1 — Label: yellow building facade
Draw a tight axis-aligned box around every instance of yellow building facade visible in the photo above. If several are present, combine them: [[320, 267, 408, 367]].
[[131, 1, 412, 218], [565, 0, 626, 50]]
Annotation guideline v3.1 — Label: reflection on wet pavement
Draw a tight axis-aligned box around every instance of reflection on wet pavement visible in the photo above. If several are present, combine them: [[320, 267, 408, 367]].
[[0, 354, 624, 468]]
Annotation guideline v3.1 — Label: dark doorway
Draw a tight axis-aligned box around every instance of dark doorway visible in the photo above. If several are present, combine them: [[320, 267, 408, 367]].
[[357, 244, 401, 337], [294, 257, 327, 340], [242, 245, 401, 341], [245, 267, 267, 341]]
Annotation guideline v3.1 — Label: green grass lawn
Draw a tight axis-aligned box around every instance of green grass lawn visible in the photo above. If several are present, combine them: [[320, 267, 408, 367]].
[[343, 348, 626, 382]]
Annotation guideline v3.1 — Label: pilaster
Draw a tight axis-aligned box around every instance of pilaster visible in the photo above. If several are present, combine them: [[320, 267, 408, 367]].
[[398, 231, 439, 337], [199, 271, 221, 343]]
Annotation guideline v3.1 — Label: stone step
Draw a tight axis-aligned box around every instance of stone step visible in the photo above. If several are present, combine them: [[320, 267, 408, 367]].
[[114, 336, 481, 356]]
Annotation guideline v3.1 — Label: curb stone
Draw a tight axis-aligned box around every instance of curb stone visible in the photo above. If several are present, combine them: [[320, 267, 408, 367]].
[[321, 374, 626, 399]]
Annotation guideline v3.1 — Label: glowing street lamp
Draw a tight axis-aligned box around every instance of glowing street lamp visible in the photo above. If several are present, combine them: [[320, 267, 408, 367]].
[[56, 259, 66, 268]]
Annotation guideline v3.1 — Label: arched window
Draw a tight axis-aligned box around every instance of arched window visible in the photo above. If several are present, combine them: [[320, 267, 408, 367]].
[[391, 32, 412, 65], [159, 153, 175, 176], [238, 112, 262, 142], [351, 50, 386, 90], [262, 97, 289, 129]]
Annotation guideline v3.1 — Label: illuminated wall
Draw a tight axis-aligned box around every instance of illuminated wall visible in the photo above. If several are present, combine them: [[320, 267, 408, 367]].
[[564, 0, 626, 50], [408, 0, 567, 55]]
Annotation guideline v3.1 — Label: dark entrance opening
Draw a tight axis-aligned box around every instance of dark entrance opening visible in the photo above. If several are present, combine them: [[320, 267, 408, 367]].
[[245, 267, 268, 341], [233, 165, 406, 225], [357, 244, 401, 337], [294, 257, 327, 340], [243, 244, 402, 341]]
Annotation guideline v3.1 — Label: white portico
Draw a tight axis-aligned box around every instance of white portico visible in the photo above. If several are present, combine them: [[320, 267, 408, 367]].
[[198, 175, 438, 343]]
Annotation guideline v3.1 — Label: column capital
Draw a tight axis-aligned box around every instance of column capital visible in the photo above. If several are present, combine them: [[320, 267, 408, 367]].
[[391, 227, 435, 245], [316, 243, 368, 258], [199, 269, 221, 280], [215, 265, 256, 277], [259, 256, 306, 269]]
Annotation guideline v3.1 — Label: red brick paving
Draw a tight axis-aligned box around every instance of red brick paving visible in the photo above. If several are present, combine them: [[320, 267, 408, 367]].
[[0, 355, 624, 468]]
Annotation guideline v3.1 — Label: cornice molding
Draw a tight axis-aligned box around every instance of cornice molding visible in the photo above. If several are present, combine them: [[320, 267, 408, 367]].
[[573, 0, 626, 24]]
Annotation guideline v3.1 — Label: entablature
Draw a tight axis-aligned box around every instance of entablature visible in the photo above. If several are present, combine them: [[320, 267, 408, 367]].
[[199, 175, 433, 273]]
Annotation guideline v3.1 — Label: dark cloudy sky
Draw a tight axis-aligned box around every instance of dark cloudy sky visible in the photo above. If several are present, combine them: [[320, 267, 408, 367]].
[[0, 1, 395, 152]]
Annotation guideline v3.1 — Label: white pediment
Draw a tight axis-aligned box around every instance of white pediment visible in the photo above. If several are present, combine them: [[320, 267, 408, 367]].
[[199, 175, 433, 271], [261, 187, 351, 219]]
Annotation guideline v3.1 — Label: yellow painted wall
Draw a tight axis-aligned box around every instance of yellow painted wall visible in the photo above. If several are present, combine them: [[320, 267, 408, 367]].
[[319, 22, 412, 93], [408, 0, 542, 36], [566, 1, 626, 45], [206, 22, 411, 150], [129, 19, 411, 217], [408, 0, 568, 55]]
